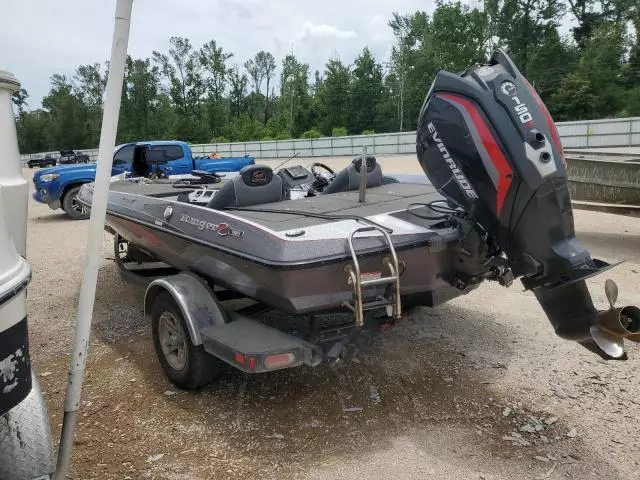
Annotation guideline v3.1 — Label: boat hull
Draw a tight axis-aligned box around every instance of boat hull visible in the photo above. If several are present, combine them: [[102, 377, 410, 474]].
[[107, 214, 466, 314]]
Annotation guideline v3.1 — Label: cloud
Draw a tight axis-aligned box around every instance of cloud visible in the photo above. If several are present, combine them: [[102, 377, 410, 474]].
[[1, 0, 443, 107], [297, 21, 357, 40]]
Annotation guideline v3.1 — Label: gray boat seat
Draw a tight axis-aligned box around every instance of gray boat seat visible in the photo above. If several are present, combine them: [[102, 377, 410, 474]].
[[207, 164, 284, 209], [322, 155, 384, 195]]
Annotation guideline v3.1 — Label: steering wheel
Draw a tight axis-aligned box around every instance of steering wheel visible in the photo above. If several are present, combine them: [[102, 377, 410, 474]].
[[310, 162, 336, 190]]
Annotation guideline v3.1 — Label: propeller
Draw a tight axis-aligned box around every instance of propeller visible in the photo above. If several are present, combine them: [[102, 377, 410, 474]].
[[589, 279, 640, 358], [605, 278, 618, 309]]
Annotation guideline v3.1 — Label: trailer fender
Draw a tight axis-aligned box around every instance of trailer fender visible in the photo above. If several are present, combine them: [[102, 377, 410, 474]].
[[144, 273, 228, 346]]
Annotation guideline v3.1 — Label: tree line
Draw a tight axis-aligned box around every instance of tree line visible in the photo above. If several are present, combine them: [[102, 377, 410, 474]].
[[13, 0, 640, 154]]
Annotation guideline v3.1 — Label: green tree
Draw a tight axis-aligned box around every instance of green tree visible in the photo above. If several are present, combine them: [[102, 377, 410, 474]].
[[301, 128, 322, 138], [244, 51, 277, 123], [73, 63, 106, 146], [244, 55, 265, 120], [497, 0, 564, 76], [349, 47, 384, 134], [74, 63, 105, 108], [153, 36, 206, 141], [527, 29, 578, 102], [280, 54, 312, 137], [549, 73, 599, 120], [566, 0, 635, 48], [430, 1, 488, 72], [19, 110, 53, 152], [118, 57, 162, 142], [315, 58, 352, 135], [199, 40, 233, 137], [13, 90, 55, 153], [41, 74, 89, 149], [577, 22, 626, 116], [621, 15, 640, 88], [228, 65, 248, 119], [389, 11, 431, 131], [224, 113, 264, 141], [260, 52, 277, 125], [14, 7, 640, 153], [332, 126, 348, 136], [375, 73, 400, 133], [623, 87, 640, 116]]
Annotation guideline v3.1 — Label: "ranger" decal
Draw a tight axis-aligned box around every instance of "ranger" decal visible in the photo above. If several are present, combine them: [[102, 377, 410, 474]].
[[178, 214, 244, 237]]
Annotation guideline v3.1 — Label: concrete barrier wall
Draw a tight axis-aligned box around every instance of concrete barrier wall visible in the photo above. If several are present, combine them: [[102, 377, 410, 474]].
[[19, 117, 640, 165]]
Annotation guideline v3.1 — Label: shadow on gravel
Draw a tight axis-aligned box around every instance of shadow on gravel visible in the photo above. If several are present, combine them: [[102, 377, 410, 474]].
[[31, 213, 75, 224]]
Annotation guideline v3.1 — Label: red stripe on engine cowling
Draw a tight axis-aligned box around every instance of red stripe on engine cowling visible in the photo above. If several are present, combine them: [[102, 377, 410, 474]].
[[439, 93, 513, 216]]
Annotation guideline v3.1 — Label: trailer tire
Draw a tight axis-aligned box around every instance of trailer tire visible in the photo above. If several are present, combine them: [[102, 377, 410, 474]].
[[61, 185, 90, 220], [151, 292, 220, 389]]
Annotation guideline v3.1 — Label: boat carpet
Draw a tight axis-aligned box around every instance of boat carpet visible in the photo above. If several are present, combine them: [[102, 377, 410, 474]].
[[231, 183, 446, 231]]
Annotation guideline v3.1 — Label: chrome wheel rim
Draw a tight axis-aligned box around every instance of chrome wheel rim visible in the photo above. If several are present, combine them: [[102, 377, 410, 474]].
[[158, 312, 187, 370], [70, 195, 86, 214]]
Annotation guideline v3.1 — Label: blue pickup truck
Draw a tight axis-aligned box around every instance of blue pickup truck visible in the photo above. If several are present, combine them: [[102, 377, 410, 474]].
[[33, 140, 255, 219]]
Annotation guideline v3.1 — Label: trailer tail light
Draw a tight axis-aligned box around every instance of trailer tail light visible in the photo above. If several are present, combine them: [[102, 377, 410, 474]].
[[235, 352, 244, 365], [264, 353, 296, 370]]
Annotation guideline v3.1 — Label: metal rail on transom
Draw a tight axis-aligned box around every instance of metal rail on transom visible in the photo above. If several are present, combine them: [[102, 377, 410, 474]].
[[343, 225, 402, 327]]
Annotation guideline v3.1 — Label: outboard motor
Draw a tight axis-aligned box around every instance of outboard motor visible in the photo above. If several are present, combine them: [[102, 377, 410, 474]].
[[416, 49, 640, 358]]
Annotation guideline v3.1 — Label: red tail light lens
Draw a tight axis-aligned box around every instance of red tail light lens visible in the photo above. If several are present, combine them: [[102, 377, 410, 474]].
[[264, 353, 296, 370], [235, 352, 244, 365], [525, 80, 565, 165]]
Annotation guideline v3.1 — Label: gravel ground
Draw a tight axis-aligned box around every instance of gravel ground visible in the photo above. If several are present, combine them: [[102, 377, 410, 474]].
[[22, 160, 640, 480]]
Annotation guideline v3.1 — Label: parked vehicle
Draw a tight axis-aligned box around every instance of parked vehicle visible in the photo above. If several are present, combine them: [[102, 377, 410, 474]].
[[32, 140, 255, 220], [27, 154, 56, 168], [58, 150, 90, 164]]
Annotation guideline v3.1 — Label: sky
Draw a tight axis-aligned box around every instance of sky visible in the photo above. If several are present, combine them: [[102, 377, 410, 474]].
[[0, 0, 459, 109]]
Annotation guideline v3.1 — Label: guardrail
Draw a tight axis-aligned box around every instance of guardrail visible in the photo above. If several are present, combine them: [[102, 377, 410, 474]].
[[19, 116, 640, 165], [557, 117, 640, 148], [566, 156, 640, 205]]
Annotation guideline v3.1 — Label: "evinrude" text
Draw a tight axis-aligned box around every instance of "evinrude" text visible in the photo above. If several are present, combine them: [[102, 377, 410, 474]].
[[427, 122, 479, 200]]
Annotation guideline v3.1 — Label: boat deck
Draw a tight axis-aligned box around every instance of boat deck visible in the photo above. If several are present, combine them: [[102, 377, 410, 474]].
[[109, 179, 447, 231], [232, 183, 445, 231], [109, 178, 211, 197]]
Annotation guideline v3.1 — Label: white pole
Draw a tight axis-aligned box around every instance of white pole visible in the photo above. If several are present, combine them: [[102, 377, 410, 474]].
[[55, 0, 133, 476]]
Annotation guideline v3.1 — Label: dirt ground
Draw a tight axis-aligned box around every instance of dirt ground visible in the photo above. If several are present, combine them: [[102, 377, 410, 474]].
[[23, 160, 640, 480]]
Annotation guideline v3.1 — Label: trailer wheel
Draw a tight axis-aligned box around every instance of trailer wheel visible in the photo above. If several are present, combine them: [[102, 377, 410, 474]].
[[151, 292, 220, 389], [62, 185, 90, 220]]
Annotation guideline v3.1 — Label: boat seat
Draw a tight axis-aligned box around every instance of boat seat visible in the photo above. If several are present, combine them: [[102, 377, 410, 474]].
[[322, 155, 384, 195], [207, 164, 284, 209]]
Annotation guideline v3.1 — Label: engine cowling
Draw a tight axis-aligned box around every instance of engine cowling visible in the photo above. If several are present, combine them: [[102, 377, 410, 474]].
[[416, 49, 640, 357]]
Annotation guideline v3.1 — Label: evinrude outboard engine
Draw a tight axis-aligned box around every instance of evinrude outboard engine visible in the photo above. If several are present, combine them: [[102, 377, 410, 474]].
[[417, 49, 640, 358]]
